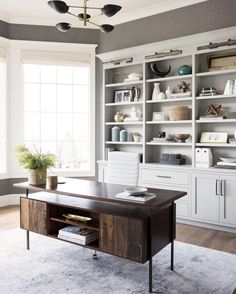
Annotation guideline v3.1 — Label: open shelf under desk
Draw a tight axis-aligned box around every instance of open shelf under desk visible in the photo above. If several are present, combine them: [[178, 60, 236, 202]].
[[50, 217, 99, 231], [48, 234, 100, 250]]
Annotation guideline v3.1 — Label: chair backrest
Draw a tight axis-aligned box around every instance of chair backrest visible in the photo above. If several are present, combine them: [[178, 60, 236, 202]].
[[106, 151, 140, 186]]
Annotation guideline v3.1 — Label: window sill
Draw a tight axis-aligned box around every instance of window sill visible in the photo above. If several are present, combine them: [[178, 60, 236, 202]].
[[10, 170, 95, 179]]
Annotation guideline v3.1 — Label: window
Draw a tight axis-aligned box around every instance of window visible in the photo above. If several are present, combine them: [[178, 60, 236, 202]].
[[23, 63, 92, 172], [0, 59, 6, 173]]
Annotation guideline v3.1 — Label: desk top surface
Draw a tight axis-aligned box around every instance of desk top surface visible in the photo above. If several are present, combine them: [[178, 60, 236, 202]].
[[14, 177, 186, 209]]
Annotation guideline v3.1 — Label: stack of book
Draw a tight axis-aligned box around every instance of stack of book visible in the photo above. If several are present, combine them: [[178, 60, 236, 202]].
[[215, 162, 236, 169], [170, 92, 191, 99], [160, 153, 185, 165], [116, 192, 156, 203], [199, 87, 217, 96], [58, 226, 98, 245], [199, 115, 225, 121]]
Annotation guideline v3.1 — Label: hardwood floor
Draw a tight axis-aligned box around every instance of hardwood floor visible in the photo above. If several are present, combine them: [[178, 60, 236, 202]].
[[0, 205, 236, 254]]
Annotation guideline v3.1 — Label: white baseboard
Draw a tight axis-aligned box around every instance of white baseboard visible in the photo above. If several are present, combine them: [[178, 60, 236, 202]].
[[0, 194, 20, 207], [177, 218, 236, 234]]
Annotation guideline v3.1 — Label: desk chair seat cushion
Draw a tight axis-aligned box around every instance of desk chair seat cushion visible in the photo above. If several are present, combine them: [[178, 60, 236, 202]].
[[107, 151, 140, 186]]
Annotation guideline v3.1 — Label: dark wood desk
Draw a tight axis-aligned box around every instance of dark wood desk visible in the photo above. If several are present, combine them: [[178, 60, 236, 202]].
[[15, 178, 186, 293]]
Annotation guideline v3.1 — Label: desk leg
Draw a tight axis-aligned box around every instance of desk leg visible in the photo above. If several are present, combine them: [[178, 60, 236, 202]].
[[26, 188, 30, 251], [149, 257, 153, 293], [171, 202, 176, 271]]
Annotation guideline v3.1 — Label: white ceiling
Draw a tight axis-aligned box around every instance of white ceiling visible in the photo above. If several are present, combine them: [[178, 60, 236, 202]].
[[0, 0, 208, 28]]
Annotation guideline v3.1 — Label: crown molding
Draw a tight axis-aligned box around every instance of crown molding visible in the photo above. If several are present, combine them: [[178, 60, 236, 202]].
[[96, 26, 236, 63]]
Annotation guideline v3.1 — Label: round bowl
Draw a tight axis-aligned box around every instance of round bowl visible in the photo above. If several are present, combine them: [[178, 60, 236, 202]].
[[174, 134, 190, 143], [219, 157, 236, 163], [124, 187, 148, 196]]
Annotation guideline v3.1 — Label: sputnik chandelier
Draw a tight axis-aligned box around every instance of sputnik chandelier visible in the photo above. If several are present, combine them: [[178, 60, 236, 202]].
[[48, 0, 122, 33]]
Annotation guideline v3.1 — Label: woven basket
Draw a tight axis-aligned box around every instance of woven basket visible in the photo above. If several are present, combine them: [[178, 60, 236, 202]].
[[28, 169, 47, 186], [169, 106, 189, 121]]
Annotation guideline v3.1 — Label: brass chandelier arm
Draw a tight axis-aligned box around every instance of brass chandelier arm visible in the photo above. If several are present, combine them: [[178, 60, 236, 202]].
[[67, 11, 79, 17], [87, 19, 100, 28], [69, 5, 101, 10]]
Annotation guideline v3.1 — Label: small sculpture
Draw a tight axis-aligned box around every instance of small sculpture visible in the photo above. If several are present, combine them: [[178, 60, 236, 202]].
[[150, 63, 171, 77], [205, 104, 222, 116], [114, 112, 124, 122], [177, 81, 191, 93]]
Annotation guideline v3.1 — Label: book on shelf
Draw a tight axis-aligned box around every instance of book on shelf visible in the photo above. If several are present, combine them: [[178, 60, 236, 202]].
[[215, 162, 236, 169], [116, 192, 156, 203], [199, 115, 225, 120], [58, 226, 98, 245], [124, 117, 142, 122], [170, 92, 191, 99]]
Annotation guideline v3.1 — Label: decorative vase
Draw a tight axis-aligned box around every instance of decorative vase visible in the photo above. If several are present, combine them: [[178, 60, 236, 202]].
[[152, 83, 160, 100], [28, 169, 47, 186], [158, 92, 166, 100], [114, 112, 124, 122], [120, 130, 128, 142], [165, 86, 172, 99], [178, 65, 192, 75], [132, 133, 142, 142], [111, 126, 121, 142]]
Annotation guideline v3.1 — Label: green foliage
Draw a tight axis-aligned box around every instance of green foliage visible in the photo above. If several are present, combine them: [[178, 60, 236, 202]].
[[15, 145, 57, 170]]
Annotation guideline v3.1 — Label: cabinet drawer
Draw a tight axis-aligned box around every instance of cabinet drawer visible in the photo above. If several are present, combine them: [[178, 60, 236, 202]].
[[141, 168, 189, 186]]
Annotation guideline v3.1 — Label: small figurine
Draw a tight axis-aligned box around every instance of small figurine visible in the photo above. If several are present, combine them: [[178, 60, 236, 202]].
[[177, 81, 191, 93], [205, 104, 222, 116]]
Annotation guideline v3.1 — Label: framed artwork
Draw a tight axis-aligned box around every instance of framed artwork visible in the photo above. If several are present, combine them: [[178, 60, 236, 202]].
[[200, 132, 228, 143], [208, 53, 236, 71], [114, 89, 132, 103], [152, 112, 165, 121]]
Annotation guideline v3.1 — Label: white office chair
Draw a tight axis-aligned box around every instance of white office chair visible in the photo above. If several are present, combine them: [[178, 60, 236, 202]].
[[106, 151, 140, 186]]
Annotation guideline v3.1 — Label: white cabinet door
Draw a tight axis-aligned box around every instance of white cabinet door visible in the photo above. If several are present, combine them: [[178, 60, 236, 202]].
[[220, 175, 236, 227], [191, 173, 220, 223]]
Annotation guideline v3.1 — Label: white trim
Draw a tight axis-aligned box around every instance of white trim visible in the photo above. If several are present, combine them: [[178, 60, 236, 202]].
[[177, 218, 236, 234], [0, 194, 20, 207]]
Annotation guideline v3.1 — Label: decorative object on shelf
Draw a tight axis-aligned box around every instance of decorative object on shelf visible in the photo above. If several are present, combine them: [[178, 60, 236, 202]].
[[15, 145, 57, 186], [114, 89, 132, 103], [111, 126, 121, 142], [160, 153, 185, 165], [123, 73, 143, 83], [124, 186, 148, 196], [169, 106, 189, 121], [197, 38, 236, 51], [177, 81, 191, 93], [200, 132, 228, 143], [145, 49, 182, 60], [208, 52, 236, 71], [178, 65, 192, 75], [63, 214, 92, 223], [199, 104, 225, 121], [165, 86, 172, 99], [131, 87, 141, 102], [228, 137, 236, 145], [195, 148, 213, 168], [152, 82, 161, 100], [48, 0, 121, 33], [110, 72, 127, 84], [199, 87, 217, 97], [219, 157, 236, 163], [152, 112, 165, 121], [158, 92, 166, 100], [120, 130, 128, 142], [114, 112, 125, 122], [150, 63, 171, 77], [224, 80, 236, 95], [174, 134, 190, 143], [47, 176, 58, 189], [132, 132, 142, 142]]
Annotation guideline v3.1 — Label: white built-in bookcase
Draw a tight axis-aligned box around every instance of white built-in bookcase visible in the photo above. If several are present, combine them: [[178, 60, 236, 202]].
[[102, 44, 236, 168]]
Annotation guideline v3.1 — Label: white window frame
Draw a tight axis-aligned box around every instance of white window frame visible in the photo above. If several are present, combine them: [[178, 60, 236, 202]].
[[0, 56, 6, 175], [8, 40, 97, 178]]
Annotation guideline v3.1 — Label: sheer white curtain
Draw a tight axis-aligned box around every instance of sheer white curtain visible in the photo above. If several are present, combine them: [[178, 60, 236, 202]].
[[0, 47, 6, 173]]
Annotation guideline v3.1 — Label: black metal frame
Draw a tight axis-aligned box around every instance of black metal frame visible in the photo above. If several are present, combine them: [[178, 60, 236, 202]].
[[148, 202, 175, 293]]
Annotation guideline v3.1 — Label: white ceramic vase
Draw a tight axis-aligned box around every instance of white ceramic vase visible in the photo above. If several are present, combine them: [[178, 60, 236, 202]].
[[165, 86, 172, 99], [158, 92, 166, 100], [152, 83, 160, 100]]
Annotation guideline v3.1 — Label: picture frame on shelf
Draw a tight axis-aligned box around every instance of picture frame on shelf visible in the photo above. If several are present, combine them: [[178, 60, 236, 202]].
[[114, 89, 132, 103], [152, 112, 165, 121], [208, 52, 236, 71], [200, 132, 228, 143]]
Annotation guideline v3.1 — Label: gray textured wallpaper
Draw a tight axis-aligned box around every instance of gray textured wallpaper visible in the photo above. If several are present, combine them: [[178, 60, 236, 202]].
[[0, 0, 236, 194]]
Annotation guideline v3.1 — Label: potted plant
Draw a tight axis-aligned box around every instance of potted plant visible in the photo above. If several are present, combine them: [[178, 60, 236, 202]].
[[15, 145, 57, 186]]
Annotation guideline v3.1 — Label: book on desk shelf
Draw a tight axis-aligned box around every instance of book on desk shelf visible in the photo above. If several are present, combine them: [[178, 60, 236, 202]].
[[116, 192, 156, 203], [58, 226, 98, 245]]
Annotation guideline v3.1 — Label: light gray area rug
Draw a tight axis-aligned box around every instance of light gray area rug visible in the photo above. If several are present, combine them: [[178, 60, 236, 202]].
[[0, 228, 235, 294]]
